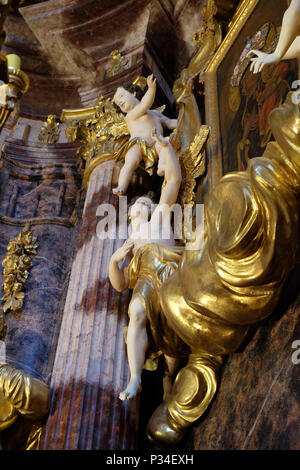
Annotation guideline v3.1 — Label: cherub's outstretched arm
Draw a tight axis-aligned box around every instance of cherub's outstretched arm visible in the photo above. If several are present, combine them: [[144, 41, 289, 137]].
[[248, 0, 300, 73], [161, 115, 178, 130], [127, 75, 157, 119]]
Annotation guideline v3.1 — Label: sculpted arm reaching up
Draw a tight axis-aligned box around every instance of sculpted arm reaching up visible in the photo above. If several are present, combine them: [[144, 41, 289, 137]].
[[248, 0, 300, 73], [127, 74, 157, 120]]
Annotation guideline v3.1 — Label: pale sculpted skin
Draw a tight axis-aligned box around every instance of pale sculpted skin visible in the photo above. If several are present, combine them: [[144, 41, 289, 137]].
[[109, 131, 181, 401], [113, 74, 178, 195], [247, 0, 300, 73]]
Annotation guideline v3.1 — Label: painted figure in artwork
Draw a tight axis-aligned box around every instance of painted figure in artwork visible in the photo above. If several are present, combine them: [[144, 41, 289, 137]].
[[235, 61, 291, 171], [108, 130, 186, 401], [112, 74, 178, 196]]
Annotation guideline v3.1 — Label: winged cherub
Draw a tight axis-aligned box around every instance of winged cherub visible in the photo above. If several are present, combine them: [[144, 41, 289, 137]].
[[112, 74, 178, 196]]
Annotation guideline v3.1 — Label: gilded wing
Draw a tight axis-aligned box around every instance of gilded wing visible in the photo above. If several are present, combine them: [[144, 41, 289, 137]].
[[179, 125, 210, 206]]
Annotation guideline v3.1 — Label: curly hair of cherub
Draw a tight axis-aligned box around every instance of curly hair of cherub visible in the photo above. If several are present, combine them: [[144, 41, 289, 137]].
[[113, 82, 145, 114]]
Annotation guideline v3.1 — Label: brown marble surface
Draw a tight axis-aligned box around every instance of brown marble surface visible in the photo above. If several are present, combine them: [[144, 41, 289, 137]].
[[193, 267, 300, 450]]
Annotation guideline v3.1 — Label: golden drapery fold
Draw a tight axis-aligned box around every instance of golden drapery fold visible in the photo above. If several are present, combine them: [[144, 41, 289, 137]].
[[146, 92, 300, 449], [127, 243, 190, 368], [0, 363, 49, 432], [0, 363, 49, 450], [114, 137, 158, 176], [160, 92, 300, 356]]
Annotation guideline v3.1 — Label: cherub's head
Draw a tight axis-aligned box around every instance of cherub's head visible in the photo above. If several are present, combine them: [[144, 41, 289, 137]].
[[113, 83, 144, 114]]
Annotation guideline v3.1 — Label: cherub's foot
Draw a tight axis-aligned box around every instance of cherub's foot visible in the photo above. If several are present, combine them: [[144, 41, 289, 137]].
[[113, 186, 126, 196], [119, 377, 142, 401]]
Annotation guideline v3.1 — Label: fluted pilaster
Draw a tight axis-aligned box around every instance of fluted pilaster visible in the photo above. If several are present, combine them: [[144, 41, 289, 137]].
[[41, 160, 138, 450]]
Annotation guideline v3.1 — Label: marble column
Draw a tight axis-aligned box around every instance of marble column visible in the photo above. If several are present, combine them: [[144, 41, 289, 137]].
[[40, 159, 138, 450]]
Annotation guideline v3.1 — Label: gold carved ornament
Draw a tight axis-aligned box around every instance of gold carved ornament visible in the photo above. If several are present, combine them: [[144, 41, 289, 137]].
[[38, 115, 60, 144], [192, 0, 222, 78], [173, 0, 223, 104], [170, 0, 221, 197], [0, 225, 49, 450], [1, 224, 38, 315], [174, 125, 210, 208], [65, 94, 130, 166], [106, 49, 129, 78]]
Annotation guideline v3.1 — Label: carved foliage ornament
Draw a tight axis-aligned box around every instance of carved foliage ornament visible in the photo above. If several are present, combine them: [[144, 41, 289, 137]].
[[65, 94, 130, 162], [106, 49, 129, 78], [1, 225, 38, 314], [38, 115, 60, 144]]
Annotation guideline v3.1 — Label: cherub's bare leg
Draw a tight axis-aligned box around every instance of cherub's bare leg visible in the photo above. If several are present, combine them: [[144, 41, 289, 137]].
[[163, 355, 178, 402], [152, 129, 181, 204], [153, 130, 169, 177], [119, 296, 148, 401], [113, 145, 142, 196], [157, 152, 167, 177]]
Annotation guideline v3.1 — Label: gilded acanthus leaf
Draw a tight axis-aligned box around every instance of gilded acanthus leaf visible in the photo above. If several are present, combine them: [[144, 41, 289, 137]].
[[65, 95, 130, 162]]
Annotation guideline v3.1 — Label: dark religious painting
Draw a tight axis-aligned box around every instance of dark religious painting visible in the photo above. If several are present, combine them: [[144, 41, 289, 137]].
[[217, 0, 298, 174]]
